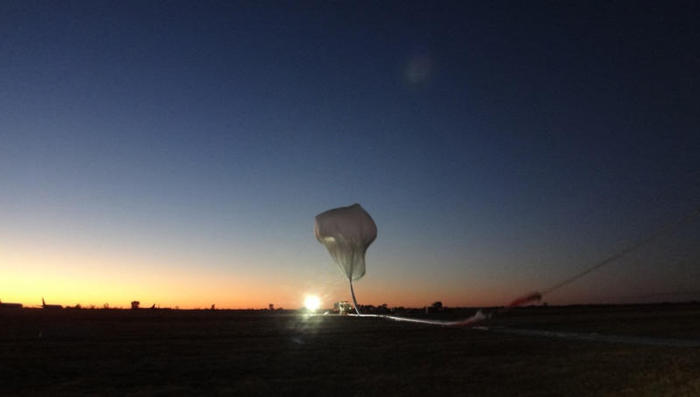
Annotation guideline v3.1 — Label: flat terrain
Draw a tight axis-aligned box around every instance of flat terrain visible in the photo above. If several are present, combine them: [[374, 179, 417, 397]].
[[1, 304, 699, 396]]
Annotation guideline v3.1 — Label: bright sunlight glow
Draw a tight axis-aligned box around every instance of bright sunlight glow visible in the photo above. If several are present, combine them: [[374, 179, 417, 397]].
[[304, 295, 321, 311]]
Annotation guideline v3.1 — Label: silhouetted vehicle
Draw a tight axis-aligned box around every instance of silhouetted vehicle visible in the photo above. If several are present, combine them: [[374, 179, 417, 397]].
[[333, 301, 353, 315], [42, 298, 62, 310]]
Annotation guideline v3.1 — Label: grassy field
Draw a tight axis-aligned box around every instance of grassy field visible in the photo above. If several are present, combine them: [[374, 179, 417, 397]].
[[1, 304, 699, 396]]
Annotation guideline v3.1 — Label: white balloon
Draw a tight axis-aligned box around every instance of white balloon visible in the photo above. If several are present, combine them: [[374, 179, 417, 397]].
[[314, 203, 377, 281]]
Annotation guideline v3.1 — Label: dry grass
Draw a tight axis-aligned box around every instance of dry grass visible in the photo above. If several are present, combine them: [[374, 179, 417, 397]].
[[0, 304, 699, 396]]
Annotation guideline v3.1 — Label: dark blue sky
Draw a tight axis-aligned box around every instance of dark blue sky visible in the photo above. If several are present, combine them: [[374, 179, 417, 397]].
[[1, 1, 699, 307]]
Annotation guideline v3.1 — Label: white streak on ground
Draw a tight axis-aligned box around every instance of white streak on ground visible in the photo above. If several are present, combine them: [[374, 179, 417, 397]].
[[340, 313, 700, 347], [350, 310, 487, 327], [473, 326, 700, 348]]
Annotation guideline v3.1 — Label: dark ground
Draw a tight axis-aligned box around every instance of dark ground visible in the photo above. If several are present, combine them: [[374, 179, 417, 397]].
[[1, 304, 699, 396]]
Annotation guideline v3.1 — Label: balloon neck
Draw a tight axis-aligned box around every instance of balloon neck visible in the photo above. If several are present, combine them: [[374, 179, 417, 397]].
[[349, 279, 361, 315]]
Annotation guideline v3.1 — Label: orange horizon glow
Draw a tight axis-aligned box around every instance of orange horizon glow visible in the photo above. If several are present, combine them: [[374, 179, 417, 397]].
[[1, 232, 520, 310], [1, 270, 689, 310], [0, 252, 518, 310], [4, 229, 688, 310], [0, 248, 661, 310]]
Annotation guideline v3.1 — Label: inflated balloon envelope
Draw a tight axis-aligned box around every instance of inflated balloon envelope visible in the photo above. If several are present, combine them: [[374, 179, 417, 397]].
[[314, 203, 377, 281], [315, 203, 487, 325], [315, 204, 377, 313]]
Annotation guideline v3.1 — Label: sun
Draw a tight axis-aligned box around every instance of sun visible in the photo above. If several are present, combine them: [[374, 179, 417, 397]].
[[304, 295, 321, 311]]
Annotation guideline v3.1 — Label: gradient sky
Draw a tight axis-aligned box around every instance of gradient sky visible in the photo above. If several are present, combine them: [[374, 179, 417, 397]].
[[2, 1, 699, 309]]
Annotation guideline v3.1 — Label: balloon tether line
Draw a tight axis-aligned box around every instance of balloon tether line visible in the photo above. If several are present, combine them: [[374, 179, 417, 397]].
[[539, 206, 700, 297], [348, 206, 700, 327]]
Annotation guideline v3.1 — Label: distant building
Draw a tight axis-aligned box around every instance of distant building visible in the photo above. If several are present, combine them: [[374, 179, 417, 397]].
[[0, 299, 22, 309], [131, 301, 140, 310], [425, 301, 444, 314], [269, 303, 274, 311]]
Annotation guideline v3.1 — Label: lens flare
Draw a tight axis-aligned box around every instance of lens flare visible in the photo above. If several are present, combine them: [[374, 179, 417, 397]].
[[304, 295, 321, 311]]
